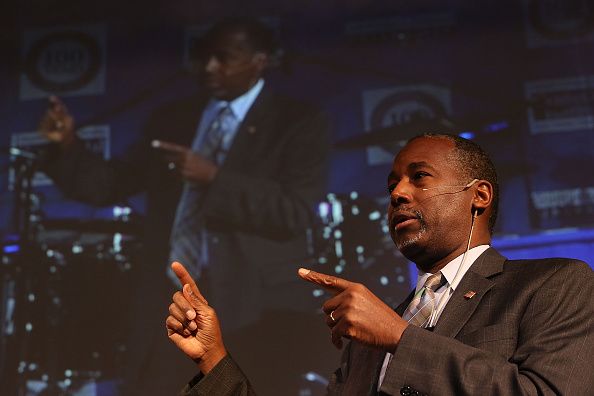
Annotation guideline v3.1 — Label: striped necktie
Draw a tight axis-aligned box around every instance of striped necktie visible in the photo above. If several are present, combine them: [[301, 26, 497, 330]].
[[168, 105, 234, 279], [199, 105, 234, 164], [402, 272, 444, 327], [377, 272, 444, 389]]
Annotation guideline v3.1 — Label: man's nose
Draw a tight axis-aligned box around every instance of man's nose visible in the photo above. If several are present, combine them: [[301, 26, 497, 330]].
[[390, 181, 413, 206], [204, 56, 220, 73]]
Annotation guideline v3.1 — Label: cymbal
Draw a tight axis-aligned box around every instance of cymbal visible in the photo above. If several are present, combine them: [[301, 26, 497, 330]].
[[335, 117, 457, 149]]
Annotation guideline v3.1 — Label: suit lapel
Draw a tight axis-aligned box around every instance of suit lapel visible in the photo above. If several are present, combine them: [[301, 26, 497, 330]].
[[433, 248, 506, 338], [433, 271, 493, 337], [223, 87, 275, 168]]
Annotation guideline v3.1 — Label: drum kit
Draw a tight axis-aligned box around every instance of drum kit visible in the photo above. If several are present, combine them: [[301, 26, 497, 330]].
[[0, 151, 142, 395]]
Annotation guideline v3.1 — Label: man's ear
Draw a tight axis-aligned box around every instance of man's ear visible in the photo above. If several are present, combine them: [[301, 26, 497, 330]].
[[472, 180, 493, 215], [252, 52, 269, 71]]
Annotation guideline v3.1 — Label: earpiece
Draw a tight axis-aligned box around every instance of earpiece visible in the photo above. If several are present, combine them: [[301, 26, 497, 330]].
[[465, 179, 479, 188]]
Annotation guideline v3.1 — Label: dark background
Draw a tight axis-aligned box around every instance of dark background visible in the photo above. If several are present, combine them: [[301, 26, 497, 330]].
[[1, 0, 594, 394]]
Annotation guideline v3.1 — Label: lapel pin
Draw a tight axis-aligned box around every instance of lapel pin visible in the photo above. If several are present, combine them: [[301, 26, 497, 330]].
[[463, 291, 477, 300], [247, 126, 257, 134]]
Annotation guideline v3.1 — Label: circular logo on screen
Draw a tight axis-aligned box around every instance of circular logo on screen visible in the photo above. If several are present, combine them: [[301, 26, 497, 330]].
[[23, 30, 102, 92], [528, 0, 594, 39], [370, 91, 447, 130]]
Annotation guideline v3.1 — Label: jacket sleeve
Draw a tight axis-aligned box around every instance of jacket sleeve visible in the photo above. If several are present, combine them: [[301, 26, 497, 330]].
[[39, 135, 151, 206], [325, 342, 351, 396], [179, 355, 256, 396], [200, 109, 330, 238], [379, 261, 594, 395]]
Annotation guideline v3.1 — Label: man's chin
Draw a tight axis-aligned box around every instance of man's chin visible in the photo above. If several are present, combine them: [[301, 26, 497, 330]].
[[393, 231, 425, 257], [209, 87, 226, 98], [200, 81, 226, 98]]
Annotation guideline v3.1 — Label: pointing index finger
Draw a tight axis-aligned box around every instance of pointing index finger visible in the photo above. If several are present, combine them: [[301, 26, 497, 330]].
[[152, 140, 189, 154], [171, 261, 208, 305], [298, 268, 353, 294]]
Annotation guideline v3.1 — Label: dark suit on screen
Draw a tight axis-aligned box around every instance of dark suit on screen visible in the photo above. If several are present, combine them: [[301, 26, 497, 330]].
[[180, 248, 594, 395], [41, 86, 330, 394]]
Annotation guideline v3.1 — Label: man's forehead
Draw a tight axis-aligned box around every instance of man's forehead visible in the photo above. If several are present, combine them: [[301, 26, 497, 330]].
[[206, 30, 252, 52], [393, 136, 455, 165]]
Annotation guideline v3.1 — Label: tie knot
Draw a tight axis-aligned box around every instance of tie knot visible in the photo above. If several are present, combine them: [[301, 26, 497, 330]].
[[423, 272, 443, 292], [210, 103, 233, 126], [217, 103, 233, 117]]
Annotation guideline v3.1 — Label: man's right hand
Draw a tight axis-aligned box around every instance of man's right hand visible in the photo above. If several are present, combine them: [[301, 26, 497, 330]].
[[166, 261, 227, 374], [38, 95, 76, 148]]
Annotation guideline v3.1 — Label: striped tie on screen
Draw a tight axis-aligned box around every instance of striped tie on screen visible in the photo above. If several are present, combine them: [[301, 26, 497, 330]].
[[168, 104, 234, 278]]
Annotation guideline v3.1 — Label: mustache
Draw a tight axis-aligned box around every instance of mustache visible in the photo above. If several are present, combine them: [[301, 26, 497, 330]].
[[390, 207, 425, 227]]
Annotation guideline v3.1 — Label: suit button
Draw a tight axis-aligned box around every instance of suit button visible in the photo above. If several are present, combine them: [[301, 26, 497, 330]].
[[400, 386, 412, 396]]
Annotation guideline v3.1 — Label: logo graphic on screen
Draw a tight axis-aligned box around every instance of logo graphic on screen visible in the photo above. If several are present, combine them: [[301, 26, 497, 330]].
[[361, 85, 451, 165], [369, 91, 447, 130], [528, 0, 594, 39], [525, 76, 594, 134], [531, 187, 594, 229], [23, 30, 102, 93]]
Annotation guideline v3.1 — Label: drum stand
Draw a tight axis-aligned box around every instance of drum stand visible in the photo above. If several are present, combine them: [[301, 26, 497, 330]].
[[0, 153, 74, 396]]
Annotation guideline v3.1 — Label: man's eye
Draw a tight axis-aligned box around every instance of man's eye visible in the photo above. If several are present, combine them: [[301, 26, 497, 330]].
[[412, 171, 430, 180], [387, 183, 397, 194], [212, 51, 231, 63]]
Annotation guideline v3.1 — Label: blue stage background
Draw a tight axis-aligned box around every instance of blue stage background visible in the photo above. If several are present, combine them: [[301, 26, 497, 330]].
[[1, 0, 593, 394]]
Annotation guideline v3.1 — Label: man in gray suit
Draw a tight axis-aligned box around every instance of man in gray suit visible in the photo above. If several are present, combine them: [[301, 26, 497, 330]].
[[166, 133, 594, 395]]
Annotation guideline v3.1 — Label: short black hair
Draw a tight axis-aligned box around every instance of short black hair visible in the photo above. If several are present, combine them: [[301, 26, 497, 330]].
[[203, 17, 278, 55], [408, 133, 499, 234]]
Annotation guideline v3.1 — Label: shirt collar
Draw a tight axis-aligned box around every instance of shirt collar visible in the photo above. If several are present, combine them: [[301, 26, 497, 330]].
[[416, 245, 490, 293], [209, 78, 264, 122]]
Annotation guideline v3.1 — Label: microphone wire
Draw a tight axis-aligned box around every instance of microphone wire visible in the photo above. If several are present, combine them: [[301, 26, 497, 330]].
[[428, 207, 478, 327]]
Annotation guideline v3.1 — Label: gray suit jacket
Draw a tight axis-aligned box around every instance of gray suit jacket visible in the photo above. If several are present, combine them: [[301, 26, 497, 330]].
[[181, 248, 594, 395], [329, 248, 594, 395]]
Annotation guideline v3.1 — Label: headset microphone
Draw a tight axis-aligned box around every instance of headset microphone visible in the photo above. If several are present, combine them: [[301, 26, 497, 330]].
[[421, 178, 478, 193], [416, 178, 479, 203]]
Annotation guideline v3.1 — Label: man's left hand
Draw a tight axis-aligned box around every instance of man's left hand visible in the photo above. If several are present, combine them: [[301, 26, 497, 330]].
[[153, 140, 218, 184], [298, 268, 408, 352]]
